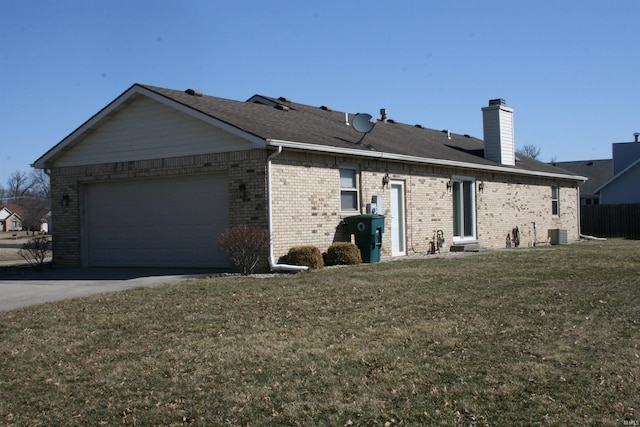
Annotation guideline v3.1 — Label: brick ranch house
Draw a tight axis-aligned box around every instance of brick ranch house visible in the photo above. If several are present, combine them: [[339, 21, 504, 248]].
[[33, 84, 586, 270]]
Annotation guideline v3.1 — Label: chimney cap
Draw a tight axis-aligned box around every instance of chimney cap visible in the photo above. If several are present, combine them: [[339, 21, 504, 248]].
[[489, 98, 506, 106]]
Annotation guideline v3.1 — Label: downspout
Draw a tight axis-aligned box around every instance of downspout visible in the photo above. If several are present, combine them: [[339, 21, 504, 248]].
[[576, 183, 605, 240], [267, 145, 282, 264], [577, 184, 582, 239], [267, 145, 308, 272]]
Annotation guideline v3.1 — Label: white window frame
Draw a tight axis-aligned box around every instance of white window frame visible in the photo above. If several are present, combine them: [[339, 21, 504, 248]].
[[339, 167, 359, 212], [551, 185, 559, 216], [451, 175, 477, 242]]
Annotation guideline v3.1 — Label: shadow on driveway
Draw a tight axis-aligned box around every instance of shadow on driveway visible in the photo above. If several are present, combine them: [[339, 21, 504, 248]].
[[0, 266, 230, 312]]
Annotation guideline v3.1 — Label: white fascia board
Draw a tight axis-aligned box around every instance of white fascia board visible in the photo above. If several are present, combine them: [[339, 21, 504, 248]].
[[267, 139, 587, 182], [32, 85, 266, 169]]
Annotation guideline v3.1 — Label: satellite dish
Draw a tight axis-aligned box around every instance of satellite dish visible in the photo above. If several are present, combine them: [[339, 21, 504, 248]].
[[351, 113, 376, 134]]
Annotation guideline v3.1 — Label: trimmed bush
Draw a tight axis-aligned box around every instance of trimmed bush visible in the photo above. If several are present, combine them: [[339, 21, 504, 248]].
[[324, 242, 362, 266], [219, 224, 270, 275], [285, 245, 324, 270]]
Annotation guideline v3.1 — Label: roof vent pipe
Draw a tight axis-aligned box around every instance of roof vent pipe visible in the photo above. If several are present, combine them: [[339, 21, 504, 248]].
[[634, 132, 639, 143], [185, 88, 203, 97]]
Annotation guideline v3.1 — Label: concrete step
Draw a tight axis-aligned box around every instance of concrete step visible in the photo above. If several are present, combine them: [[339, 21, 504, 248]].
[[450, 243, 481, 252]]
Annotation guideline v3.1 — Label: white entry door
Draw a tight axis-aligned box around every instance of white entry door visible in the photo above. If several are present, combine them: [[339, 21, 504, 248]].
[[390, 182, 406, 256]]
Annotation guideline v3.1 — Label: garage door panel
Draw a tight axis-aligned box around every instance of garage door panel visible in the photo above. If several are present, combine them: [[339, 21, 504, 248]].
[[85, 175, 230, 268]]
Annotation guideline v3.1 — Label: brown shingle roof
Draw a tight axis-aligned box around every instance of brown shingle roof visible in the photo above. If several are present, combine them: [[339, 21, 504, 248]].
[[33, 83, 583, 181], [141, 84, 577, 178], [550, 159, 612, 196]]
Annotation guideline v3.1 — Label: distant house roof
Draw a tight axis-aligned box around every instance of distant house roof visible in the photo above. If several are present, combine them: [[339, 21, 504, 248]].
[[34, 84, 585, 182], [550, 159, 612, 196], [592, 157, 640, 196], [0, 204, 25, 220], [0, 206, 13, 221], [0, 204, 50, 223]]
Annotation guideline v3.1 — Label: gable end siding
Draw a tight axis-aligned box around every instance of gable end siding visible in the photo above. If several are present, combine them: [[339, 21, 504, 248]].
[[54, 96, 256, 167]]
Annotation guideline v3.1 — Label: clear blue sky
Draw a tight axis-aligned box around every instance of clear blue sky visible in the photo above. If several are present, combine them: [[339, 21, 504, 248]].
[[1, 1, 639, 187]]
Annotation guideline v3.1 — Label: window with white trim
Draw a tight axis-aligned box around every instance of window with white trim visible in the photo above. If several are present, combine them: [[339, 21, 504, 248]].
[[452, 177, 476, 240], [339, 167, 359, 212], [551, 185, 559, 216]]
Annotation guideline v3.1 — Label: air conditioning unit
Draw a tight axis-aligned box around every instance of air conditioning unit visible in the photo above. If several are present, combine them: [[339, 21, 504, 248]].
[[548, 229, 568, 245]]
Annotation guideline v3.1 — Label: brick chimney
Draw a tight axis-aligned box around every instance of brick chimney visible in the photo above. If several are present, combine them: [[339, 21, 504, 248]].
[[482, 99, 515, 166]]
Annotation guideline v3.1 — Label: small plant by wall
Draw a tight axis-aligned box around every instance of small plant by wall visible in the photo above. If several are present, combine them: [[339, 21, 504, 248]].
[[219, 224, 270, 275], [285, 246, 324, 270], [324, 242, 362, 266], [18, 235, 51, 267]]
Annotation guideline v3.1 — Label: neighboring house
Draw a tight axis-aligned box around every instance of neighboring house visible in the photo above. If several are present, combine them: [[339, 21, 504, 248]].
[[592, 134, 640, 204], [0, 207, 11, 231], [0, 203, 50, 233], [32, 84, 586, 270], [0, 205, 23, 232], [550, 159, 612, 205]]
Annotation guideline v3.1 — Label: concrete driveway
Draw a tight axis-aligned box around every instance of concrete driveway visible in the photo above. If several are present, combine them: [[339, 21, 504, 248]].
[[0, 267, 222, 311]]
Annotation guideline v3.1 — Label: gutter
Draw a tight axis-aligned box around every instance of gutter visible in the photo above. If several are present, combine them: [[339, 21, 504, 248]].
[[266, 139, 587, 182], [266, 145, 308, 272]]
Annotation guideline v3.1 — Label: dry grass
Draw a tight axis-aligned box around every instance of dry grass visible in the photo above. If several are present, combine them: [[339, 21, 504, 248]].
[[1, 239, 639, 426], [0, 232, 29, 261], [0, 232, 48, 263], [0, 248, 23, 262]]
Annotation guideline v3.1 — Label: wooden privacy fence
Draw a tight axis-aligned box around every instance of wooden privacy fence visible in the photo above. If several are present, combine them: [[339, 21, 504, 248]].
[[580, 203, 640, 239]]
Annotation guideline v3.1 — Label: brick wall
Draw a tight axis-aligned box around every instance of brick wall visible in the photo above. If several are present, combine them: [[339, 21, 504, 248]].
[[50, 147, 580, 268], [50, 150, 269, 267], [476, 176, 580, 248], [270, 151, 580, 261], [269, 152, 344, 261]]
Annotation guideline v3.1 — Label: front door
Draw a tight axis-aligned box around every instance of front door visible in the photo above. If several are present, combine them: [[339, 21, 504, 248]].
[[390, 182, 406, 256]]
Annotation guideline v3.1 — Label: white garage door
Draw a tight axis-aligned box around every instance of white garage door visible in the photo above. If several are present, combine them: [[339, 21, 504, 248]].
[[84, 174, 230, 268]]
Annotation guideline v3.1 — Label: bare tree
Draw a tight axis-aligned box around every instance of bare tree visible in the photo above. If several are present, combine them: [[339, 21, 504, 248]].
[[18, 198, 50, 234], [516, 144, 542, 160], [3, 170, 50, 234], [6, 170, 35, 201], [30, 169, 51, 199]]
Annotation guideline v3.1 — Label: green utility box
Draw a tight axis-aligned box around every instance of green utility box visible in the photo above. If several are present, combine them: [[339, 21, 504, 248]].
[[343, 214, 385, 263]]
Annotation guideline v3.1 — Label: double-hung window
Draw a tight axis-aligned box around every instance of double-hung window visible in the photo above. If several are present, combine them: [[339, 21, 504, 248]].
[[452, 177, 476, 241], [340, 167, 359, 212], [551, 185, 559, 216]]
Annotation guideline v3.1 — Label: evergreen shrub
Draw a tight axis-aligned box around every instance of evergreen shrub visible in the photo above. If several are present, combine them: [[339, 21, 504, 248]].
[[285, 245, 324, 270], [324, 242, 362, 266]]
